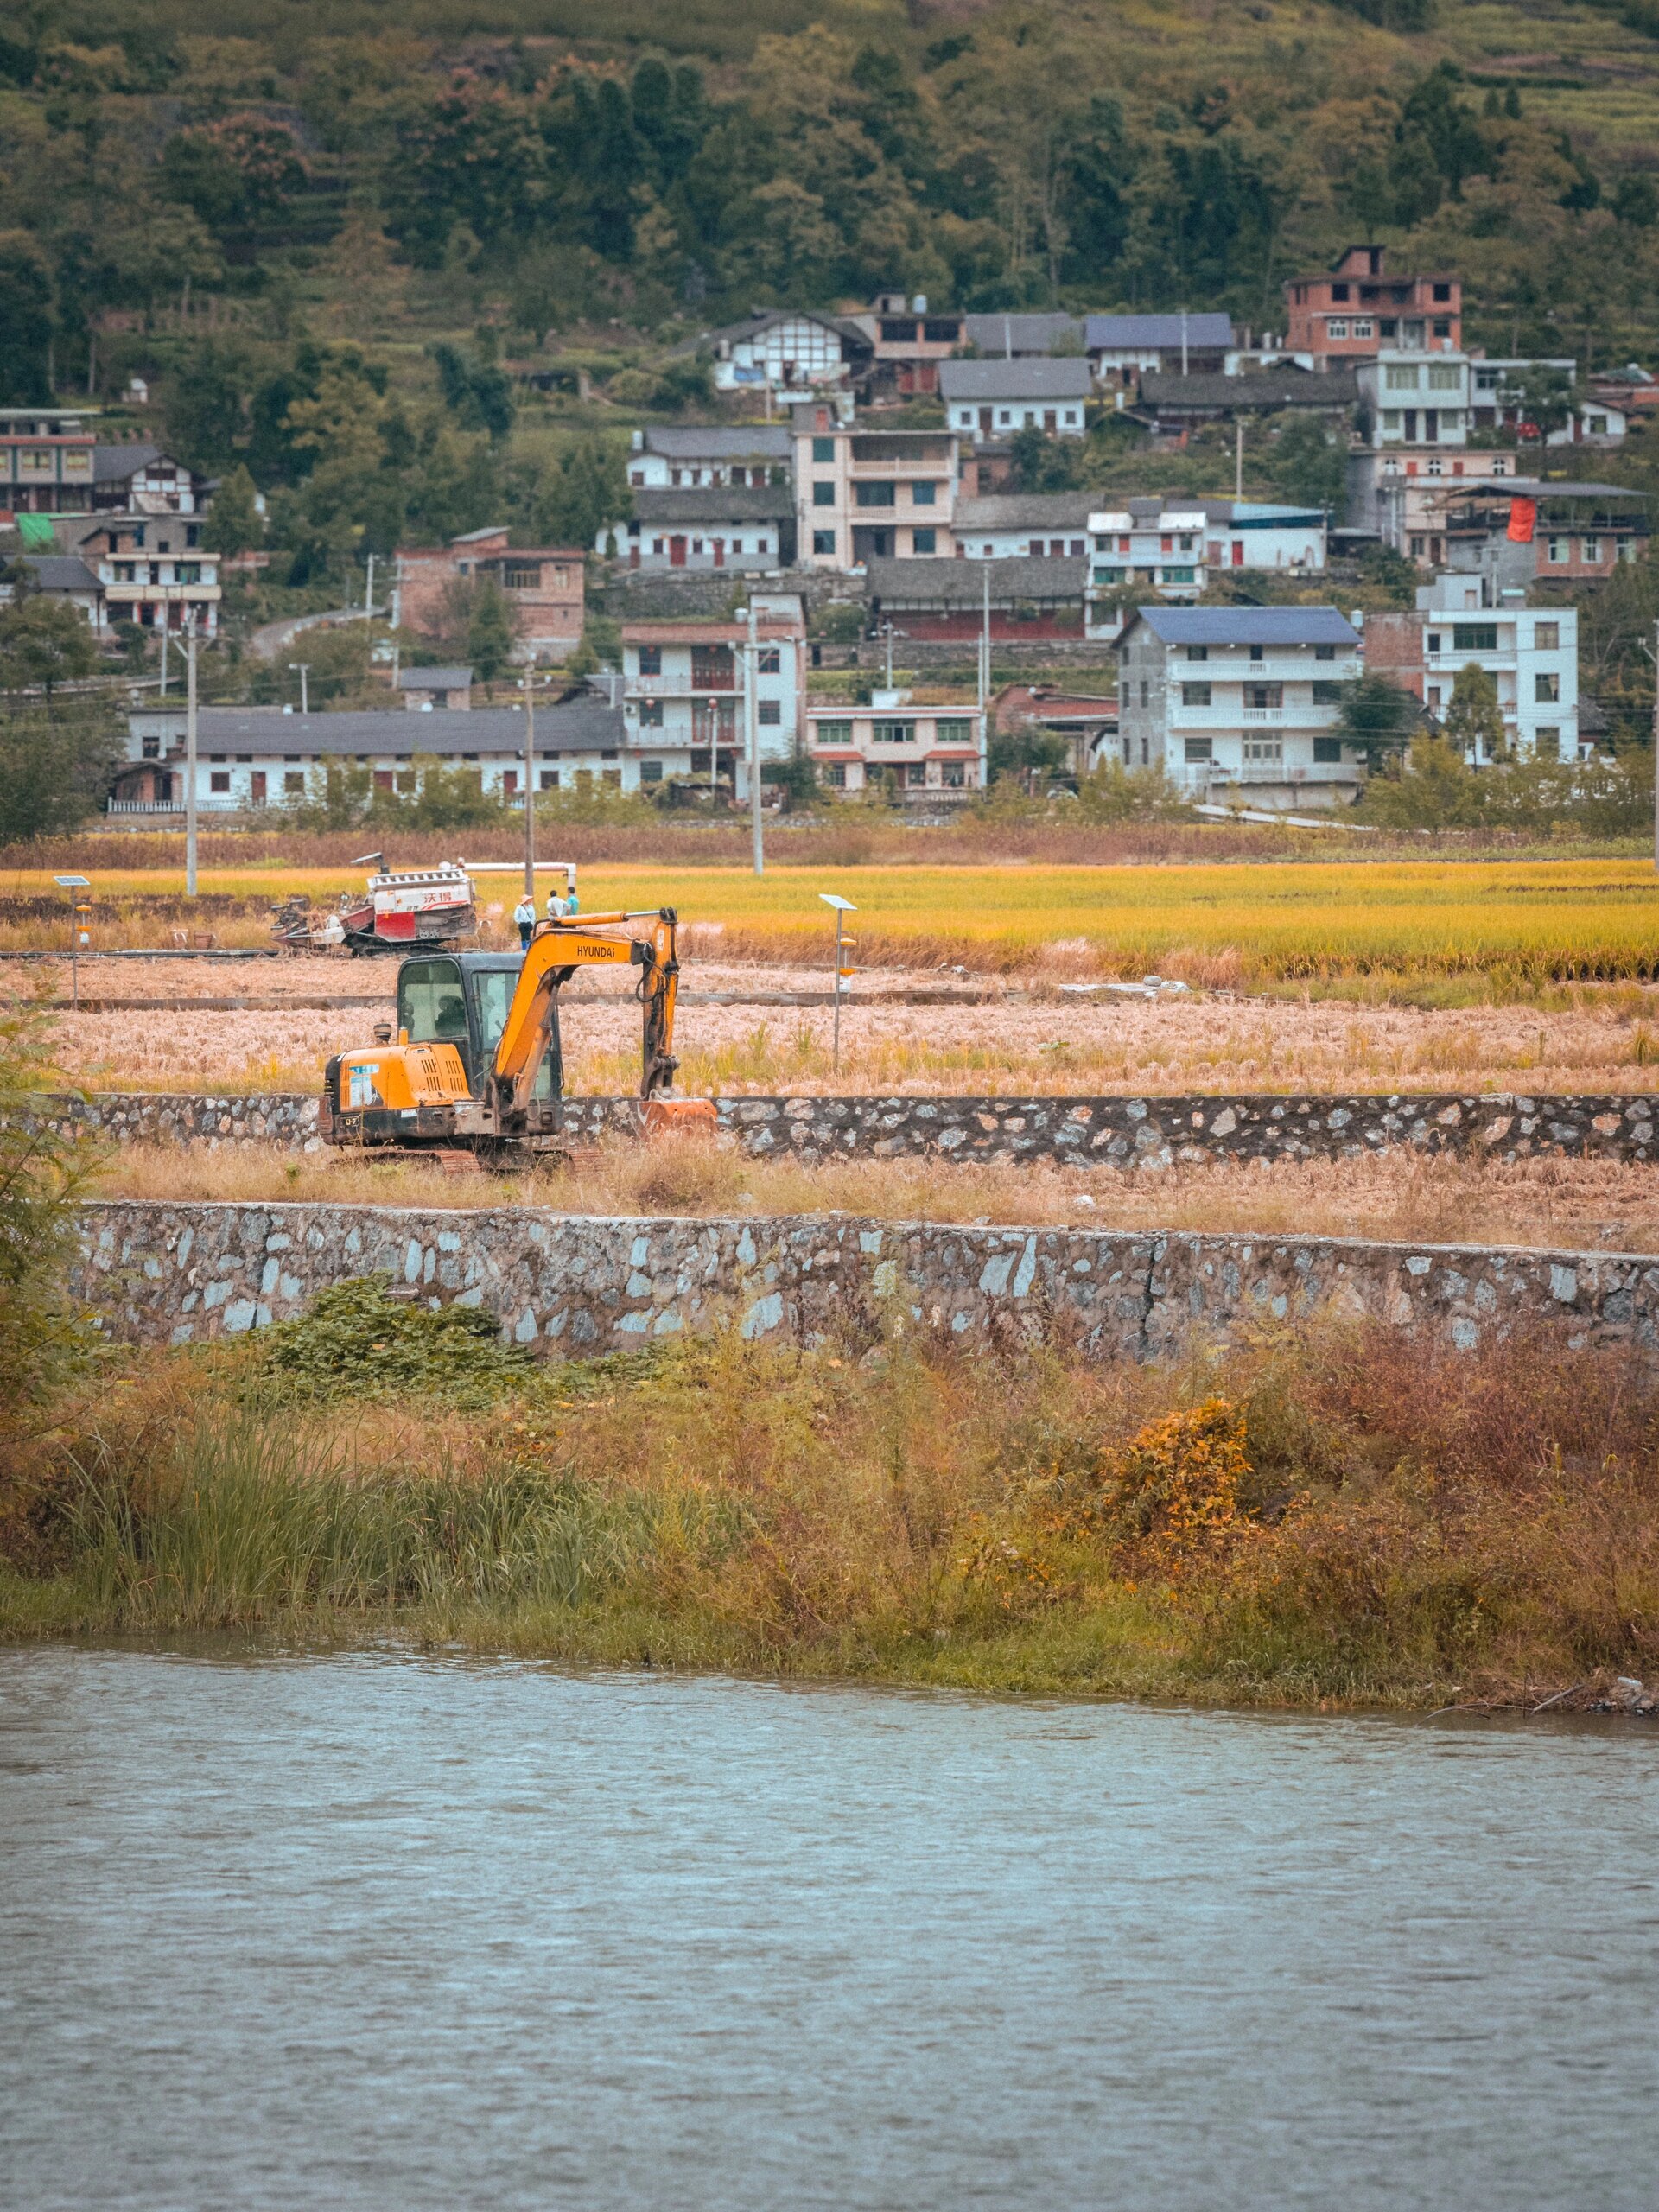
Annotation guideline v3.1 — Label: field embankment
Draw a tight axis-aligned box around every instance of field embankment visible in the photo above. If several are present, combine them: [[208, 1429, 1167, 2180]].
[[5, 1295, 1657, 1713]]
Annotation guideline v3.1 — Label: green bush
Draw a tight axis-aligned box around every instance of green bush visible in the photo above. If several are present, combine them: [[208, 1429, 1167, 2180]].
[[259, 1276, 533, 1405]]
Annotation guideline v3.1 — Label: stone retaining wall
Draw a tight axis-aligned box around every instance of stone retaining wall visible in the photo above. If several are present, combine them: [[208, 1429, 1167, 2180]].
[[73, 1200, 1659, 1367], [32, 1090, 1659, 1166]]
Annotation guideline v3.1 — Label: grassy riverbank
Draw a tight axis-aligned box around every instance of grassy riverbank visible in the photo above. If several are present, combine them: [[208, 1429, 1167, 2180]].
[[5, 1283, 1657, 1710]]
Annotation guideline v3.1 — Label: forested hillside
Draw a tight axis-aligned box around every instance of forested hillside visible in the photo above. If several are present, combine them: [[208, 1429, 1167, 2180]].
[[7, 0, 1659, 382]]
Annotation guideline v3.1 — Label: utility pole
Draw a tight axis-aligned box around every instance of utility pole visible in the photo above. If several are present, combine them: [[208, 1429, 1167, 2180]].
[[183, 612, 199, 899], [880, 620, 896, 690], [159, 618, 169, 697], [1652, 617, 1659, 874], [1181, 307, 1189, 379], [365, 552, 375, 619], [289, 662, 309, 715], [522, 673, 537, 899], [1236, 416, 1244, 500], [746, 600, 764, 876], [977, 563, 991, 792]]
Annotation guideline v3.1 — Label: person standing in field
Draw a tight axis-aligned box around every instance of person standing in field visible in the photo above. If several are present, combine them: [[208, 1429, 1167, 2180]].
[[512, 893, 536, 949], [545, 884, 569, 922]]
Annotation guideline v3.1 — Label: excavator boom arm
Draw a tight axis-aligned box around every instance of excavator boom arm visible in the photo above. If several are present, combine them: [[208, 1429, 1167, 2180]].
[[491, 910, 684, 1124]]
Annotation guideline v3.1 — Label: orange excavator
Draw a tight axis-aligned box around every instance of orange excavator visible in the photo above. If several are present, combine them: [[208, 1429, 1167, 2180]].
[[320, 907, 716, 1163]]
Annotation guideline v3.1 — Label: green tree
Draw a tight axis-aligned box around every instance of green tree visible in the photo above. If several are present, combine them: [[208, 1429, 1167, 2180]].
[[1268, 415, 1344, 512], [1334, 671, 1421, 773], [1357, 735, 1486, 829], [0, 599, 99, 708], [202, 463, 263, 559], [1441, 661, 1507, 759], [0, 991, 98, 1448], [465, 578, 519, 683], [1007, 423, 1084, 493], [531, 435, 632, 547], [0, 231, 54, 405], [0, 702, 120, 841], [1509, 364, 1576, 442]]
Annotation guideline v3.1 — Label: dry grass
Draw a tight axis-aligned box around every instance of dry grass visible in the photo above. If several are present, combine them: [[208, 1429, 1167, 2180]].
[[88, 1137, 1659, 1254]]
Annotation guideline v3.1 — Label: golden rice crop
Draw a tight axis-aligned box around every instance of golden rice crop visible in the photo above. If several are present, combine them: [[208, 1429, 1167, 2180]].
[[6, 860, 1658, 983]]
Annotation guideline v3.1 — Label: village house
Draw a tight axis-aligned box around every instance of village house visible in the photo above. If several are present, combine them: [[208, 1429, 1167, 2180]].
[[1086, 502, 1211, 608], [686, 310, 872, 395], [396, 665, 473, 710], [849, 292, 966, 402], [1284, 245, 1461, 367], [939, 359, 1093, 442], [1431, 476, 1650, 585], [624, 426, 791, 489], [92, 442, 212, 514], [864, 555, 1087, 642], [1344, 447, 1522, 559], [804, 687, 982, 800], [620, 594, 805, 799], [1465, 358, 1626, 445], [1134, 368, 1358, 441], [994, 682, 1119, 779], [108, 695, 628, 815], [1355, 350, 1472, 448], [960, 312, 1083, 358], [71, 512, 221, 637], [952, 493, 1095, 559], [604, 485, 796, 571], [393, 527, 584, 661], [1365, 570, 1580, 762], [792, 402, 960, 568], [1200, 499, 1329, 573], [0, 406, 96, 517], [1115, 605, 1364, 810], [1085, 312, 1235, 386], [7, 552, 104, 628]]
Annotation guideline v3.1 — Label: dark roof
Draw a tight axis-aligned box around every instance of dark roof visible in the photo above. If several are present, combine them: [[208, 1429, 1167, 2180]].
[[396, 666, 472, 691], [1085, 313, 1234, 352], [137, 702, 627, 758], [22, 555, 101, 593], [687, 308, 870, 354], [92, 442, 163, 483], [630, 485, 794, 525], [1127, 606, 1360, 647], [866, 555, 1087, 606], [954, 494, 1096, 531], [1140, 370, 1358, 411], [940, 358, 1094, 402], [643, 426, 791, 460], [1442, 478, 1649, 501], [961, 312, 1083, 355]]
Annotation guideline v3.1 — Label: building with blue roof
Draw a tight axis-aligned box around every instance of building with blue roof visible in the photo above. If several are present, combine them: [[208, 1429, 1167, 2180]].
[[1086, 313, 1235, 385], [1114, 602, 1366, 811]]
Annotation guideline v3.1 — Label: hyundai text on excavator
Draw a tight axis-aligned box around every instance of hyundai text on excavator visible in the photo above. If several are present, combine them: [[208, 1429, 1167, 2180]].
[[320, 907, 716, 1163]]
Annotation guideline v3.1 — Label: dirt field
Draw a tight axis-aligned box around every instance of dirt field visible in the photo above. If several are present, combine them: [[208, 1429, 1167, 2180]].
[[22, 953, 1659, 1098]]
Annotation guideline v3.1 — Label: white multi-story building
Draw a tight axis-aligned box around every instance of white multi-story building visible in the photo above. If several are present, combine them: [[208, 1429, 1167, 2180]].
[[1356, 350, 1472, 448], [620, 594, 804, 798], [792, 401, 958, 568], [686, 311, 870, 396], [1115, 605, 1364, 810], [623, 425, 792, 489], [1366, 573, 1580, 761], [952, 493, 1094, 559], [804, 688, 981, 801], [938, 359, 1092, 442], [73, 512, 221, 638]]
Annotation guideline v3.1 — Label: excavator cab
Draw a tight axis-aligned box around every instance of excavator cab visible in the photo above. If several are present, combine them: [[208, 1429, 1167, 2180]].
[[397, 954, 558, 1102]]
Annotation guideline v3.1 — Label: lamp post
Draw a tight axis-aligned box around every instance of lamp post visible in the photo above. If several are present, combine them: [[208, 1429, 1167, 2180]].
[[53, 874, 91, 1008], [289, 662, 309, 715], [744, 600, 764, 877], [180, 607, 200, 897], [819, 893, 856, 1072], [517, 670, 547, 899]]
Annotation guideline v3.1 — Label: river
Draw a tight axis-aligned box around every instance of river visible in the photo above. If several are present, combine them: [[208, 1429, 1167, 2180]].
[[3, 1649, 1658, 2209]]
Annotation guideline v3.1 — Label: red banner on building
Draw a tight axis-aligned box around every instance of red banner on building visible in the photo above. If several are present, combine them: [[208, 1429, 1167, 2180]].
[[1507, 496, 1537, 543]]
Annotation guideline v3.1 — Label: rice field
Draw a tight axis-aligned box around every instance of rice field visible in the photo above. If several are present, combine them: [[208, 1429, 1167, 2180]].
[[7, 860, 1659, 986]]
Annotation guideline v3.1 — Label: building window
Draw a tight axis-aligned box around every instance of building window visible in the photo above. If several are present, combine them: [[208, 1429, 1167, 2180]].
[[1312, 681, 1346, 705], [912, 527, 937, 555], [942, 760, 966, 788], [1313, 644, 1337, 662], [209, 772, 231, 793], [1242, 738, 1282, 763], [283, 771, 305, 795], [935, 719, 973, 744], [1535, 727, 1561, 760], [1534, 621, 1560, 650], [1064, 410, 1079, 425], [911, 480, 938, 505], [822, 762, 847, 788], [640, 760, 664, 783], [855, 483, 895, 508], [1385, 365, 1419, 391], [637, 699, 664, 728], [871, 720, 912, 744], [1427, 365, 1461, 391], [1313, 737, 1344, 764], [1249, 644, 1265, 663], [638, 645, 662, 675], [1093, 567, 1124, 586], [539, 769, 557, 790], [1535, 671, 1560, 702], [1452, 624, 1498, 651], [749, 645, 778, 676], [1183, 737, 1211, 764], [502, 562, 540, 589], [998, 410, 1011, 426], [1139, 679, 1148, 706], [691, 645, 734, 689], [813, 482, 836, 506], [1547, 537, 1569, 563], [812, 531, 837, 556], [1351, 320, 1374, 340], [1163, 567, 1196, 584], [1244, 683, 1283, 709], [1326, 320, 1349, 340], [1433, 318, 1452, 339], [1433, 283, 1452, 302], [815, 721, 852, 746], [812, 436, 836, 463], [1583, 537, 1602, 563], [1182, 682, 1211, 707], [1185, 645, 1208, 663], [758, 700, 782, 725]]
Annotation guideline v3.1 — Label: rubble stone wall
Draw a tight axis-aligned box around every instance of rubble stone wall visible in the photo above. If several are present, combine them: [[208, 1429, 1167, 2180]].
[[73, 1199, 1659, 1367]]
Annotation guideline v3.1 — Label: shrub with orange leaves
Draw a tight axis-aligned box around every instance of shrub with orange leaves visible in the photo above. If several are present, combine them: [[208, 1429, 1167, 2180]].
[[1097, 1398, 1255, 1569]]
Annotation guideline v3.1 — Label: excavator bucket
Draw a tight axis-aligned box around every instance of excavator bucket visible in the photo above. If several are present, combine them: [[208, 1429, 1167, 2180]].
[[639, 1098, 720, 1139]]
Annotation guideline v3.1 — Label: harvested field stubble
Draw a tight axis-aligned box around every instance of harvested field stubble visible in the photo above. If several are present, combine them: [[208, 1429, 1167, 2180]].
[[90, 1138, 1659, 1253]]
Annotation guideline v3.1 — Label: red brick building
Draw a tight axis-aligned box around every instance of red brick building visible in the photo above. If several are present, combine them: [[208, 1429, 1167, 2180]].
[[1285, 245, 1460, 368], [393, 527, 584, 662]]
